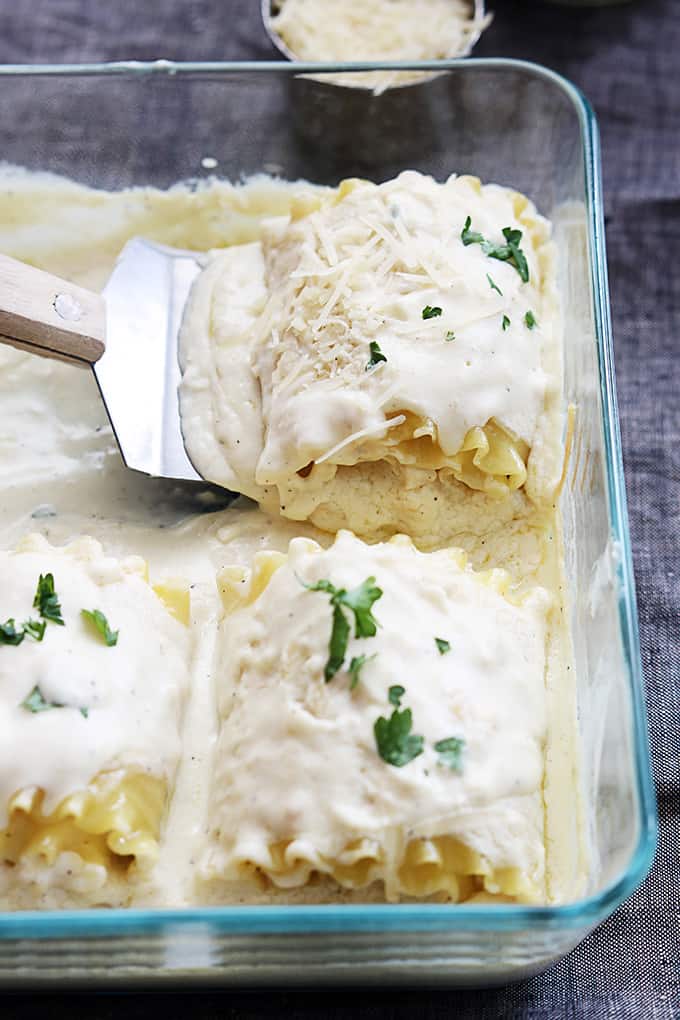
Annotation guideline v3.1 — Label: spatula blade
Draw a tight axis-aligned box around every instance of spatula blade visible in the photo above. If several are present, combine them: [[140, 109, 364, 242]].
[[96, 238, 203, 481]]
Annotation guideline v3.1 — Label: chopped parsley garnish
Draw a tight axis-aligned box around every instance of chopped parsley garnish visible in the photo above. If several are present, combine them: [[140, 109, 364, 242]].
[[33, 573, 64, 626], [303, 576, 383, 682], [0, 619, 25, 646], [374, 707, 424, 768], [1, 617, 47, 646], [21, 684, 88, 718], [525, 310, 537, 329], [486, 273, 503, 296], [324, 603, 350, 685], [21, 685, 63, 714], [500, 226, 529, 283], [434, 637, 451, 655], [366, 340, 387, 370], [461, 216, 485, 247], [23, 618, 46, 642], [502, 314, 511, 332], [422, 305, 443, 320], [81, 608, 119, 647], [325, 604, 350, 681], [388, 684, 405, 708], [348, 653, 376, 690], [445, 330, 456, 342], [434, 736, 465, 772], [461, 217, 530, 283]]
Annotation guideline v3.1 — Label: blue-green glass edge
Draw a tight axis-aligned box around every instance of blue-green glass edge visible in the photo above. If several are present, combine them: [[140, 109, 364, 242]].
[[572, 68, 658, 900], [0, 57, 656, 941]]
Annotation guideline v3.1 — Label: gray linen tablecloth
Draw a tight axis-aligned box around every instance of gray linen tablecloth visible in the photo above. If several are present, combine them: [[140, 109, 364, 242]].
[[0, 1, 677, 1016]]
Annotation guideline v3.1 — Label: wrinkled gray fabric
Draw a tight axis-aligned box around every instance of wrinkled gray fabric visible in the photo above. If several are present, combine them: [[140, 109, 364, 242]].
[[0, 1, 678, 1016]]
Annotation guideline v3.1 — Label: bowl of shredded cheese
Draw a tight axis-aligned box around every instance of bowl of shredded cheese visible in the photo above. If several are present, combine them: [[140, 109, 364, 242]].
[[262, 0, 490, 92]]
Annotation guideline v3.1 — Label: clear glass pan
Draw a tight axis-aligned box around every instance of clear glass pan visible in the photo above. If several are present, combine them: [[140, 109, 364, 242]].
[[0, 58, 656, 988]]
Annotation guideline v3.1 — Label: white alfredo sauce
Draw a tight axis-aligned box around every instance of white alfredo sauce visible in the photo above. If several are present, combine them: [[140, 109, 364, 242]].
[[0, 537, 189, 823]]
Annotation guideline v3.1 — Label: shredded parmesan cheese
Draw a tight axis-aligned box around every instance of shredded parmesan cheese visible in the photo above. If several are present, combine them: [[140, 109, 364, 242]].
[[269, 0, 489, 94], [315, 414, 406, 466]]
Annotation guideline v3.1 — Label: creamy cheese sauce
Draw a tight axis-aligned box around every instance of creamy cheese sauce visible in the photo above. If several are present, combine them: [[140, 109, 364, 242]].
[[0, 169, 583, 907], [0, 535, 189, 820]]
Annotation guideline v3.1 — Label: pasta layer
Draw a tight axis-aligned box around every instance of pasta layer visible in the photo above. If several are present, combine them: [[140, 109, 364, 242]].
[[2, 772, 164, 870]]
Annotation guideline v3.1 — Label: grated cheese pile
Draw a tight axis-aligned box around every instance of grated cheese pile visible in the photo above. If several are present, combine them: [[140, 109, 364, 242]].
[[269, 0, 488, 91]]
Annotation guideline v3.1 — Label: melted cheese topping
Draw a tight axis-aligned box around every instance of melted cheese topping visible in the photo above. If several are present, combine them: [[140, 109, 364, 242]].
[[180, 172, 562, 540], [204, 531, 551, 903], [0, 535, 190, 825]]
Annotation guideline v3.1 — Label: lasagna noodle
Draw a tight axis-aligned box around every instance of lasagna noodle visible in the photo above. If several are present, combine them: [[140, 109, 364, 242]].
[[0, 535, 191, 890], [2, 773, 164, 871], [205, 531, 551, 903], [179, 172, 562, 540]]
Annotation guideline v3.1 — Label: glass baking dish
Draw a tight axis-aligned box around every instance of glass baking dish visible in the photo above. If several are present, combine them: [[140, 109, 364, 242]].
[[0, 58, 656, 988]]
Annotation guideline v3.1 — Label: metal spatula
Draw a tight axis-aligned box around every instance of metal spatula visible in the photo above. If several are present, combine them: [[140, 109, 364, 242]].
[[0, 242, 204, 483]]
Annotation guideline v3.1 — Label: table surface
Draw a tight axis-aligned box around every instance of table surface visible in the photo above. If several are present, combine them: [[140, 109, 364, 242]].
[[1, 1, 678, 1017]]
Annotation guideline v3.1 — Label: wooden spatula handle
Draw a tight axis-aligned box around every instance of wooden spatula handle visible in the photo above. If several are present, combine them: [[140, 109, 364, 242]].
[[0, 254, 106, 366]]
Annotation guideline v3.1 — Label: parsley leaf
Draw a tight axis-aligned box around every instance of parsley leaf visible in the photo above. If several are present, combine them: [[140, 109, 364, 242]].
[[325, 604, 350, 682], [434, 736, 465, 772], [366, 340, 387, 370], [461, 217, 530, 283], [434, 637, 451, 655], [305, 578, 336, 596], [445, 330, 456, 342], [463, 216, 510, 261], [525, 310, 537, 329], [502, 226, 529, 283], [81, 608, 119, 647], [422, 305, 443, 320], [0, 619, 25, 646], [486, 273, 503, 296], [1, 617, 47, 646], [374, 707, 424, 767], [348, 653, 376, 690], [21, 684, 89, 718], [21, 685, 63, 714], [23, 618, 46, 642], [388, 684, 405, 707], [33, 573, 64, 626], [502, 314, 511, 332], [304, 576, 383, 682], [338, 578, 383, 638], [461, 215, 485, 246]]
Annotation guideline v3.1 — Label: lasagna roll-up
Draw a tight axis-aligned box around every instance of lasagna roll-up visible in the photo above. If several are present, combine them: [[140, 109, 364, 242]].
[[0, 535, 190, 909], [180, 170, 562, 545], [204, 530, 552, 904]]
